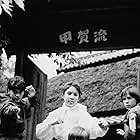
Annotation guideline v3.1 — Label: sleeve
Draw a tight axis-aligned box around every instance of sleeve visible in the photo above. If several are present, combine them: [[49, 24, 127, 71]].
[[79, 112, 108, 139], [22, 96, 37, 108], [128, 105, 140, 118], [124, 130, 135, 140], [28, 96, 37, 107], [123, 108, 138, 140], [21, 97, 31, 119], [21, 96, 37, 118], [128, 106, 140, 132], [36, 110, 60, 140]]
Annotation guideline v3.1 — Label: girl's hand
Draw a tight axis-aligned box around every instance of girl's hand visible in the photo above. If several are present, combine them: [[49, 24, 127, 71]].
[[98, 118, 108, 130], [116, 129, 125, 136]]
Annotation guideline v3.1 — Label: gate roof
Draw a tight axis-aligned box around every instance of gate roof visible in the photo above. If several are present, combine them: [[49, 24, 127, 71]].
[[0, 0, 140, 55]]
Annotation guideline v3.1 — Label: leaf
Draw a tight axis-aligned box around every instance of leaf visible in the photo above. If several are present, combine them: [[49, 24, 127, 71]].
[[2, 0, 13, 8], [2, 3, 12, 11], [2, 3, 12, 16], [13, 0, 24, 10], [2, 0, 9, 6]]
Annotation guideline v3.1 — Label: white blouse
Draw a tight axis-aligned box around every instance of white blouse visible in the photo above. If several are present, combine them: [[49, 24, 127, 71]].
[[36, 103, 108, 140]]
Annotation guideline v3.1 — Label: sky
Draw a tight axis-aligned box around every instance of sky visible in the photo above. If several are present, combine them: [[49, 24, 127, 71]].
[[28, 54, 58, 79]]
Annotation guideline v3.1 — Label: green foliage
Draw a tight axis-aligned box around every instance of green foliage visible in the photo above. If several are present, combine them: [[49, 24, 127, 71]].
[[47, 52, 78, 69], [0, 30, 11, 69]]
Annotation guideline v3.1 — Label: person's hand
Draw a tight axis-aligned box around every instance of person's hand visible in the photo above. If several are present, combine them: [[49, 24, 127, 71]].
[[25, 85, 36, 97], [116, 129, 125, 136], [98, 118, 108, 130]]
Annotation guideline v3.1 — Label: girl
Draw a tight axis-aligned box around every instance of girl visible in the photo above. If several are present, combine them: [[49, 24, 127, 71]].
[[117, 85, 140, 140], [36, 81, 109, 140]]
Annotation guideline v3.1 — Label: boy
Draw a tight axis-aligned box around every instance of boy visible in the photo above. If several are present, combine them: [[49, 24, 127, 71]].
[[117, 85, 140, 140], [0, 75, 36, 140]]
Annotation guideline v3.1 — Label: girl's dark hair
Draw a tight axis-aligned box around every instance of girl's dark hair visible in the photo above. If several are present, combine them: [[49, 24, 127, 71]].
[[63, 81, 82, 97], [121, 85, 140, 103], [68, 126, 90, 140], [7, 76, 26, 92]]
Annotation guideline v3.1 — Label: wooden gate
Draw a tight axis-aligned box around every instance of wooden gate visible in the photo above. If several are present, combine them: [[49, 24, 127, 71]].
[[15, 54, 47, 140]]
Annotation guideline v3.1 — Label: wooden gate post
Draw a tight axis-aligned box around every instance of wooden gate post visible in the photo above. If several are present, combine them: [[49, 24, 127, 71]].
[[15, 50, 26, 76]]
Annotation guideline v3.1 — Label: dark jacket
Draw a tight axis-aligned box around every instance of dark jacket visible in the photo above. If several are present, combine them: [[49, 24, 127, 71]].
[[0, 97, 35, 138]]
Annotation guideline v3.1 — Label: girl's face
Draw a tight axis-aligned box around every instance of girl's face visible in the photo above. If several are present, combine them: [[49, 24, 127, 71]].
[[122, 93, 137, 109], [62, 86, 80, 108]]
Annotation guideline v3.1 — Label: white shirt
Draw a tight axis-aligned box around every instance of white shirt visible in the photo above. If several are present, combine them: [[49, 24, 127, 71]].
[[36, 103, 108, 140]]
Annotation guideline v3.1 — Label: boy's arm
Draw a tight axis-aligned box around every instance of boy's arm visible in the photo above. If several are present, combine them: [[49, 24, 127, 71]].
[[23, 85, 37, 107]]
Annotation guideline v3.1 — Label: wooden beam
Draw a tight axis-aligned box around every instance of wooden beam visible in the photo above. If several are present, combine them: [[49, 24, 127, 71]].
[[137, 59, 140, 93], [15, 50, 27, 76]]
